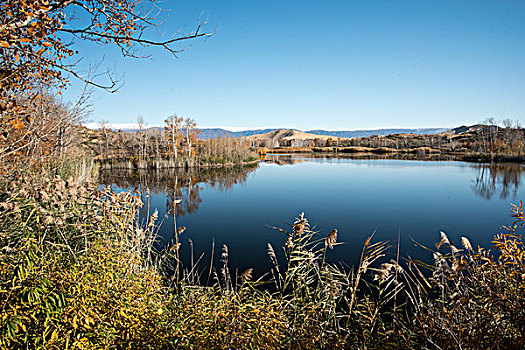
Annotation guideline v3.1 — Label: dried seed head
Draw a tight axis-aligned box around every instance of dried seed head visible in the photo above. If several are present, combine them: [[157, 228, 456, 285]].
[[148, 210, 158, 228], [294, 212, 309, 227], [325, 229, 338, 249], [169, 243, 181, 252], [450, 245, 461, 254], [374, 262, 395, 283], [240, 268, 253, 283], [285, 236, 294, 249], [360, 260, 370, 273], [389, 259, 404, 273], [221, 244, 229, 260], [293, 223, 305, 235], [461, 237, 473, 251], [44, 216, 54, 225], [177, 226, 186, 235], [267, 243, 278, 264], [439, 231, 450, 246]]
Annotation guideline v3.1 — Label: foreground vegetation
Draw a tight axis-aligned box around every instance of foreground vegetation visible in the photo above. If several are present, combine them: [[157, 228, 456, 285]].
[[1, 160, 524, 349]]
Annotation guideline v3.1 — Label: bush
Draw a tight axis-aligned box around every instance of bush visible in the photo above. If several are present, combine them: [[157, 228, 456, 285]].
[[0, 175, 170, 349]]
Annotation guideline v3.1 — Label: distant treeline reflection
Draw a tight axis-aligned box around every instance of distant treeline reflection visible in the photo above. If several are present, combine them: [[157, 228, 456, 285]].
[[472, 163, 525, 200], [99, 164, 258, 217], [263, 152, 458, 165], [263, 154, 525, 201]]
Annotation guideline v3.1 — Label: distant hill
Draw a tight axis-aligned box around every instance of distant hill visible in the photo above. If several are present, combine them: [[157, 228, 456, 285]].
[[246, 129, 343, 142], [439, 124, 488, 136], [198, 128, 277, 139]]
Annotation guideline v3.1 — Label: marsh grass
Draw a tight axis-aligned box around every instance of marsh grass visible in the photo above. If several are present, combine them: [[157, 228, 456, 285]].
[[1, 166, 524, 349]]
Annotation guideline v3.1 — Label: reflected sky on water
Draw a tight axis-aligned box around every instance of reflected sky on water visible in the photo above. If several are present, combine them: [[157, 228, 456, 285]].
[[100, 155, 525, 275]]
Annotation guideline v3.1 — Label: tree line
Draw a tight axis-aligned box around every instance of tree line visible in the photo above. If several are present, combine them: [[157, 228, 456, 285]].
[[254, 119, 524, 158], [97, 116, 257, 168]]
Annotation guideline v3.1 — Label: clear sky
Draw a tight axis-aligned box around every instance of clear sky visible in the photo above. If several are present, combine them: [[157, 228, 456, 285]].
[[63, 0, 525, 130]]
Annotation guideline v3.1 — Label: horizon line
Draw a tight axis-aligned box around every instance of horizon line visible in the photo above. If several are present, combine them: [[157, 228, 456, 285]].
[[83, 122, 451, 132]]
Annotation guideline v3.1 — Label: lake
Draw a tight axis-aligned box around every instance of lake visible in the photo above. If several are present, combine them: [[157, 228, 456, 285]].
[[100, 154, 525, 276]]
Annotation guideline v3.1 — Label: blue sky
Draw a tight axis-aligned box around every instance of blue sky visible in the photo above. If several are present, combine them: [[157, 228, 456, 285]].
[[64, 0, 525, 130]]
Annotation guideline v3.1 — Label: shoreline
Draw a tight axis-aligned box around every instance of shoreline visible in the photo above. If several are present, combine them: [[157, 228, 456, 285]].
[[98, 157, 261, 170], [258, 147, 525, 164]]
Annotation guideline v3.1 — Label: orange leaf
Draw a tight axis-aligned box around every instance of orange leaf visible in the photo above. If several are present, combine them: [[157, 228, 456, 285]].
[[1, 41, 9, 48], [20, 38, 31, 43], [10, 119, 25, 130], [42, 42, 52, 47]]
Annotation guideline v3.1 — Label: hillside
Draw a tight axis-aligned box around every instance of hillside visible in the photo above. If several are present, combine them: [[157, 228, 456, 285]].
[[439, 124, 490, 136], [198, 128, 277, 139], [246, 129, 350, 147], [246, 129, 344, 141]]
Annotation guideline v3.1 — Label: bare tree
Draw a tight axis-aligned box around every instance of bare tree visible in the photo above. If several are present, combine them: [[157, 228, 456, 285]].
[[137, 116, 148, 161], [184, 118, 198, 159], [99, 120, 111, 160], [165, 115, 183, 160]]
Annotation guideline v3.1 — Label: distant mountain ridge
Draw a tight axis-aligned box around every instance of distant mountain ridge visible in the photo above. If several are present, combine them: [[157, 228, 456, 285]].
[[198, 127, 449, 139], [306, 128, 448, 138], [83, 123, 449, 139], [197, 128, 278, 139]]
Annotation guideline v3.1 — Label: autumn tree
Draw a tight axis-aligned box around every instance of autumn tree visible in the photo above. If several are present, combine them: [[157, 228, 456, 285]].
[[164, 114, 183, 159], [183, 117, 198, 158], [0, 0, 213, 167]]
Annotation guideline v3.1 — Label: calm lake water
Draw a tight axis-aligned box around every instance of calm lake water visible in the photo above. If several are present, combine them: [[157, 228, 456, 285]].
[[100, 155, 525, 275]]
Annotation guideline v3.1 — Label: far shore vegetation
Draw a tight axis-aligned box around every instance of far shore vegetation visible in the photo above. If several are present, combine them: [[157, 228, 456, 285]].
[[92, 116, 260, 169], [87, 117, 525, 171], [252, 121, 525, 164]]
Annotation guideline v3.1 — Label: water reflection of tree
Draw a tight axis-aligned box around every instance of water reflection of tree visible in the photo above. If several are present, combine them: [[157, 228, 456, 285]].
[[263, 154, 309, 165], [263, 153, 459, 165], [471, 164, 525, 200], [99, 165, 258, 216], [165, 175, 202, 217]]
